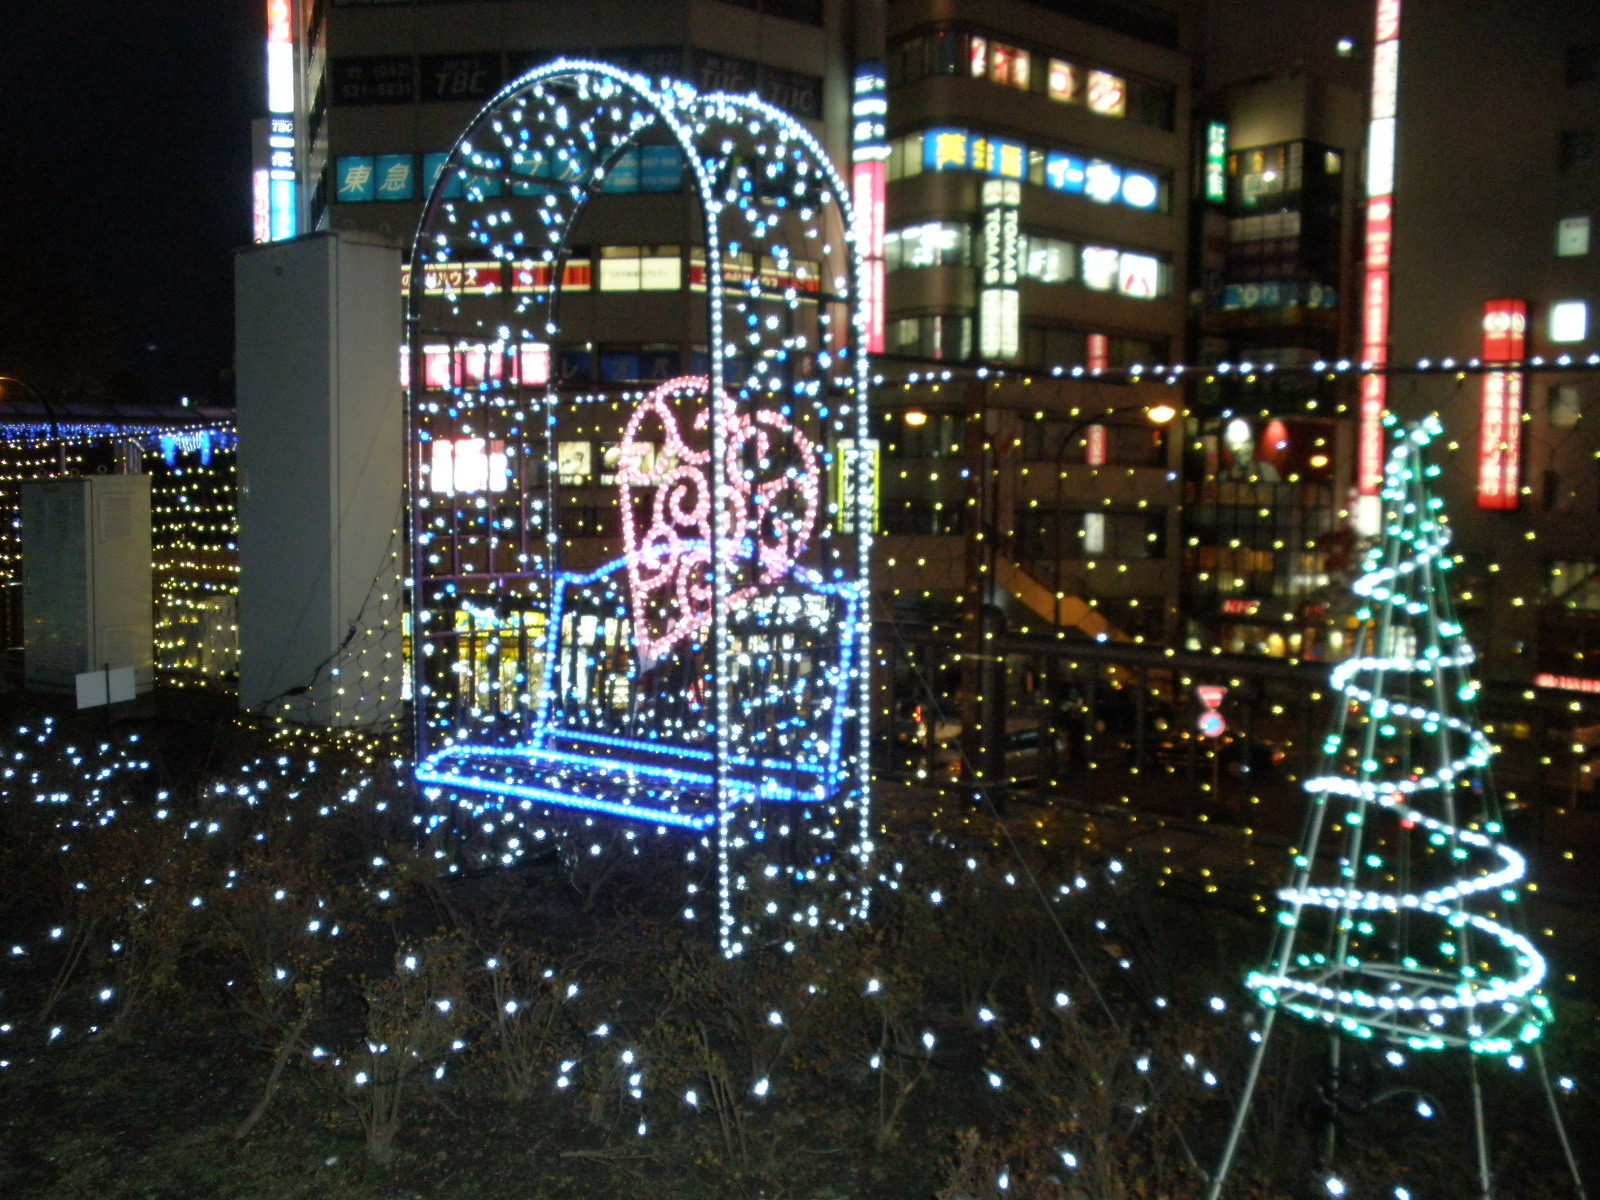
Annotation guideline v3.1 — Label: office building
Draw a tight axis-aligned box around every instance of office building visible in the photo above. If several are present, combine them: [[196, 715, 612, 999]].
[[873, 0, 1193, 648]]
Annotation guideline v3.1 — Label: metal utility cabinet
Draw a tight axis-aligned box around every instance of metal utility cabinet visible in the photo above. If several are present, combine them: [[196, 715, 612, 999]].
[[21, 475, 154, 693]]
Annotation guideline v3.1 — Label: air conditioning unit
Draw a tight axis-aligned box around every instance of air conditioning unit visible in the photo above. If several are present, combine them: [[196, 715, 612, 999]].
[[21, 475, 153, 695]]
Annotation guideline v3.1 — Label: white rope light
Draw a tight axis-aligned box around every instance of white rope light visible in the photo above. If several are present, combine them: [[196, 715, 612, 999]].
[[404, 60, 873, 958], [1247, 415, 1550, 1055]]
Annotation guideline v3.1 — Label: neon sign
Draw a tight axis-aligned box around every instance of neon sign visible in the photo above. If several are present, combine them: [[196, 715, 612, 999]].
[[1476, 299, 1525, 510], [1356, 0, 1402, 530], [978, 179, 1021, 360], [261, 0, 297, 242], [852, 64, 887, 353]]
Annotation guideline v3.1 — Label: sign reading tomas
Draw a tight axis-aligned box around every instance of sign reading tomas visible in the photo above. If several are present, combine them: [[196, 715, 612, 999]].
[[406, 60, 872, 958]]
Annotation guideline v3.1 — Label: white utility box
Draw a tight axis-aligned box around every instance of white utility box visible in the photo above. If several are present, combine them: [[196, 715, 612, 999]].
[[235, 231, 403, 727], [21, 475, 154, 694]]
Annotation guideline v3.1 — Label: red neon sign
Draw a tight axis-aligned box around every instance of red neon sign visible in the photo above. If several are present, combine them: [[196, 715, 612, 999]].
[[1535, 673, 1600, 695], [267, 0, 292, 44], [1357, 0, 1402, 502], [852, 160, 886, 353], [1477, 299, 1526, 510], [1085, 424, 1107, 466]]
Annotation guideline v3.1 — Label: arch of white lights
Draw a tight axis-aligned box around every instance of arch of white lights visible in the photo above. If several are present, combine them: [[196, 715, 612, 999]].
[[405, 60, 874, 957], [1247, 416, 1548, 1054]]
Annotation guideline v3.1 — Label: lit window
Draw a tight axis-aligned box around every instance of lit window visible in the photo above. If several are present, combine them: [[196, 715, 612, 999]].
[[1086, 70, 1126, 117], [1081, 246, 1119, 291], [1557, 216, 1591, 257], [1023, 235, 1074, 283], [1047, 59, 1076, 102], [598, 246, 682, 291], [430, 438, 509, 494], [926, 128, 970, 171], [886, 222, 968, 270], [1118, 252, 1162, 298], [1550, 300, 1589, 343], [556, 441, 592, 484], [518, 342, 551, 386], [989, 42, 1030, 89], [1081, 512, 1106, 554]]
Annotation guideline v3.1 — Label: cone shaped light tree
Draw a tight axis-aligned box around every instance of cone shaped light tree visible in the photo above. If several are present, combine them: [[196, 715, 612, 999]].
[[1250, 415, 1548, 1052], [1205, 417, 1581, 1200]]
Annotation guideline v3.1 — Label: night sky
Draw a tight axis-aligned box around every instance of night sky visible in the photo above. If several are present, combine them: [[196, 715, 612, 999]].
[[0, 0, 260, 404]]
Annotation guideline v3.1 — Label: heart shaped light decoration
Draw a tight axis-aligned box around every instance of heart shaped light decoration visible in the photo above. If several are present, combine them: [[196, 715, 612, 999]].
[[617, 376, 819, 667]]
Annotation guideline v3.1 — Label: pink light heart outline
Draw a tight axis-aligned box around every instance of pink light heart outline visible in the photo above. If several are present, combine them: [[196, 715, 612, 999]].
[[617, 376, 820, 667]]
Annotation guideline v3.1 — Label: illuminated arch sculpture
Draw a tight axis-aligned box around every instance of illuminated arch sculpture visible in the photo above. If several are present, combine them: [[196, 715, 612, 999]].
[[405, 60, 873, 955]]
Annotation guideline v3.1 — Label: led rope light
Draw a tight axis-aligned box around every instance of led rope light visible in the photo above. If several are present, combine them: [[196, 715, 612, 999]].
[[1247, 415, 1550, 1055], [405, 60, 872, 958]]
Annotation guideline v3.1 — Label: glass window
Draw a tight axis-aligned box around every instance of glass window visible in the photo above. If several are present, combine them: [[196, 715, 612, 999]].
[[1118, 251, 1162, 298], [1086, 70, 1126, 116], [429, 438, 508, 494], [925, 128, 971, 172], [1548, 561, 1600, 610], [989, 42, 1030, 89], [1551, 300, 1589, 343], [1081, 246, 1119, 291], [887, 314, 971, 361], [1127, 78, 1174, 130], [901, 125, 1166, 212], [1558, 215, 1591, 257], [556, 441, 592, 484], [1238, 146, 1288, 205], [886, 222, 970, 270], [1022, 235, 1074, 283], [1120, 171, 1161, 210], [1047, 59, 1076, 102], [1551, 384, 1583, 427], [1084, 159, 1123, 204], [598, 246, 681, 291]]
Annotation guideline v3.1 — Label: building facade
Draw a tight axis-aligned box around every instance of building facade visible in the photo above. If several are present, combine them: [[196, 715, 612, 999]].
[[872, 0, 1192, 654]]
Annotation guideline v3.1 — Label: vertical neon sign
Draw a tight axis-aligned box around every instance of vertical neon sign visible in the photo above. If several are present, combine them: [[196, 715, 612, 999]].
[[1357, 0, 1400, 533], [978, 179, 1021, 360], [1477, 299, 1526, 510], [1204, 122, 1228, 204], [263, 0, 298, 242], [852, 64, 887, 354]]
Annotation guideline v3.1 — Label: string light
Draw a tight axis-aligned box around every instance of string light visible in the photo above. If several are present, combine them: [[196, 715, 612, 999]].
[[1248, 415, 1549, 1055], [404, 59, 873, 957]]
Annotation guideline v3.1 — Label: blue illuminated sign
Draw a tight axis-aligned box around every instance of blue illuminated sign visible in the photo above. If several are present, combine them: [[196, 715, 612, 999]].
[[1045, 151, 1085, 193], [336, 155, 376, 202], [374, 153, 415, 199], [423, 152, 463, 199], [269, 177, 297, 239]]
